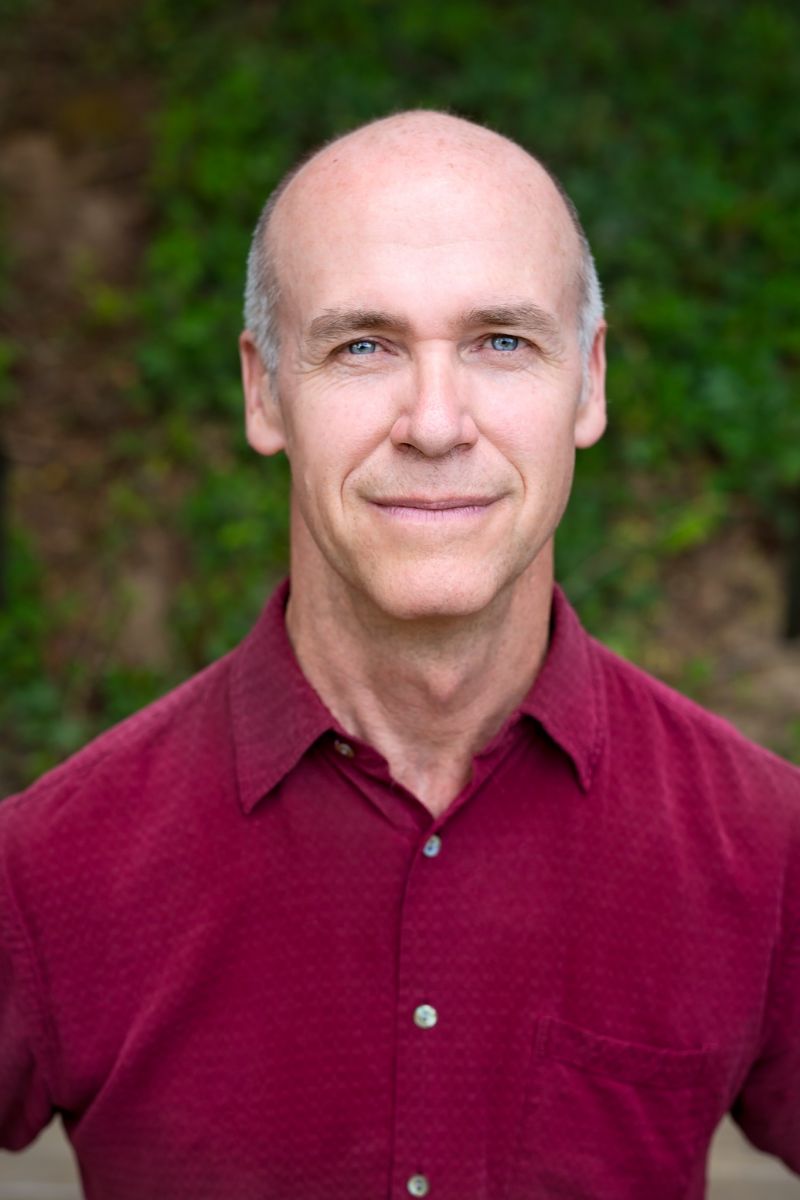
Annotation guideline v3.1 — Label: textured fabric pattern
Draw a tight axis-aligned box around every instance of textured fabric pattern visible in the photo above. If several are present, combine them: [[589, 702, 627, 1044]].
[[1, 582, 799, 1199]]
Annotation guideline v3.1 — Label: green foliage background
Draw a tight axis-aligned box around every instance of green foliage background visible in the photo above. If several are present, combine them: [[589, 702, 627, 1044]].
[[2, 0, 799, 786]]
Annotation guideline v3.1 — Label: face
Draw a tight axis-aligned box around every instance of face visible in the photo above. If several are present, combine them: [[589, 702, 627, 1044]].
[[241, 134, 606, 621]]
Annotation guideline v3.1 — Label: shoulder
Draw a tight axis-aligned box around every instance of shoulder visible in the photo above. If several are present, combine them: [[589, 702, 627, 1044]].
[[0, 649, 236, 860], [590, 635, 800, 831]]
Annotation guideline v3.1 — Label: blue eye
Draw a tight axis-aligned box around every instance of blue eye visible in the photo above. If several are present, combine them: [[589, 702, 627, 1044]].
[[490, 334, 519, 352], [348, 339, 378, 355]]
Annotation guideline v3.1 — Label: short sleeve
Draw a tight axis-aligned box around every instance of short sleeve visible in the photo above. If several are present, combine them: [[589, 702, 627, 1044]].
[[0, 805, 56, 1150], [731, 915, 800, 1173], [0, 934, 55, 1148]]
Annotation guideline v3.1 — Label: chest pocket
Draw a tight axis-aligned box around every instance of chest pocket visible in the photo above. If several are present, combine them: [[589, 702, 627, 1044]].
[[508, 1016, 730, 1200]]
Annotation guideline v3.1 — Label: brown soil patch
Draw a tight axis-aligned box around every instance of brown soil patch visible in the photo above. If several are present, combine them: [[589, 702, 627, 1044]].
[[643, 525, 800, 760]]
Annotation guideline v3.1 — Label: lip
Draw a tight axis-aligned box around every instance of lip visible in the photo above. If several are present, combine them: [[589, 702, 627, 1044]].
[[369, 496, 499, 521], [371, 496, 497, 510]]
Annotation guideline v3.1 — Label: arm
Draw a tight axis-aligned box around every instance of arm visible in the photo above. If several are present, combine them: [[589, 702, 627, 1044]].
[[0, 938, 55, 1148], [730, 913, 800, 1172], [0, 812, 56, 1149]]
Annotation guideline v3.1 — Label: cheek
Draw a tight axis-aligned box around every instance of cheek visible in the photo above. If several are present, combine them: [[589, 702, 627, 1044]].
[[489, 403, 576, 479], [286, 414, 383, 511], [292, 384, 394, 475]]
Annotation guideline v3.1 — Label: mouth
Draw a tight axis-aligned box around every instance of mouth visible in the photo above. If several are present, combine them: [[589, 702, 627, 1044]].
[[369, 496, 499, 521]]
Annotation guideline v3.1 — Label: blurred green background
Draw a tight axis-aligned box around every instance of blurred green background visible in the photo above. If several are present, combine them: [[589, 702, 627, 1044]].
[[1, 0, 799, 791]]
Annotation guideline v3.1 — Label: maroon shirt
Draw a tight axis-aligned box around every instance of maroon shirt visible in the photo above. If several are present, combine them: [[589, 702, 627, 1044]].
[[1, 582, 799, 1199]]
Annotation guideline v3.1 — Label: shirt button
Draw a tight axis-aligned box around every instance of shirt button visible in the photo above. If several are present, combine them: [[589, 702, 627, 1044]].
[[422, 835, 441, 857], [407, 1175, 430, 1197], [333, 739, 355, 758], [413, 1003, 438, 1029]]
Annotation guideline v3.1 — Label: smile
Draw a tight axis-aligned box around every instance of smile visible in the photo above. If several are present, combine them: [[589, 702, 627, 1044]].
[[370, 497, 498, 521]]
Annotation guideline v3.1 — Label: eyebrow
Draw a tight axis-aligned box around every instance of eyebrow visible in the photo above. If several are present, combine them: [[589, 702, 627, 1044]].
[[306, 309, 412, 345], [461, 303, 564, 350], [304, 300, 565, 352]]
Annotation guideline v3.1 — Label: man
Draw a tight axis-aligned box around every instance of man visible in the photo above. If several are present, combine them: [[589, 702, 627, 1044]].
[[1, 111, 798, 1199]]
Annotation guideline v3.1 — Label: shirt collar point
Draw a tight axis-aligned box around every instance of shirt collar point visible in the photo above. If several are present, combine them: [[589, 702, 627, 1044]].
[[520, 585, 605, 793]]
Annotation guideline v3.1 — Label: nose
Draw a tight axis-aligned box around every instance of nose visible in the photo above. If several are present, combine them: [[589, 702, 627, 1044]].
[[390, 348, 479, 458]]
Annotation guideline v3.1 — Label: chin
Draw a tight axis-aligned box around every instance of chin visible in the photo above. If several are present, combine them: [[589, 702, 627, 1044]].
[[359, 564, 509, 622]]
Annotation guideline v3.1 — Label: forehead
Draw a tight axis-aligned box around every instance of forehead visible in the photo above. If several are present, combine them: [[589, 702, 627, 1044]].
[[269, 126, 580, 328]]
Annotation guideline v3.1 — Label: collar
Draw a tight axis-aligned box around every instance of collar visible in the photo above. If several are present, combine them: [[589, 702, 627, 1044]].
[[229, 580, 604, 814], [518, 585, 605, 792], [229, 580, 334, 814]]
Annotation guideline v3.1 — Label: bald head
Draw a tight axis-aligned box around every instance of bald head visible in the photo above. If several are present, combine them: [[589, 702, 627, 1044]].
[[244, 110, 603, 376]]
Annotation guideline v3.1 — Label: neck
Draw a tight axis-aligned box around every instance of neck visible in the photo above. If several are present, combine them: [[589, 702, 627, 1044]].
[[286, 550, 554, 818]]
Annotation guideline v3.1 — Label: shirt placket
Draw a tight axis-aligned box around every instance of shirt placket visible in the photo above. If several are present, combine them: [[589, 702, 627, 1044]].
[[390, 826, 460, 1200]]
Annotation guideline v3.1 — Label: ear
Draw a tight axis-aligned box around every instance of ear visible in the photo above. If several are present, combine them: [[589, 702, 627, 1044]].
[[240, 331, 286, 457], [574, 322, 607, 450]]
